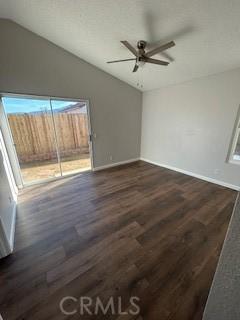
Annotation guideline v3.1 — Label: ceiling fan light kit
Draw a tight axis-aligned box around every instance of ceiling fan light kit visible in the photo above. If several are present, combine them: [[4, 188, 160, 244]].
[[107, 40, 175, 72]]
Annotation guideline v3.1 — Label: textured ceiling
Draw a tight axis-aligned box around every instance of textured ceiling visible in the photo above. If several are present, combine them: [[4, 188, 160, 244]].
[[1, 0, 240, 91]]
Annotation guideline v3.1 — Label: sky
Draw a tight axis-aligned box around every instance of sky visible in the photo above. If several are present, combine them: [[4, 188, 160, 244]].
[[2, 97, 77, 114]]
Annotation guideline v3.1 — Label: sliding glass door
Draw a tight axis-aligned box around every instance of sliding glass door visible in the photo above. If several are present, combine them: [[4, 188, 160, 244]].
[[2, 97, 61, 184], [1, 95, 92, 186], [51, 100, 91, 176]]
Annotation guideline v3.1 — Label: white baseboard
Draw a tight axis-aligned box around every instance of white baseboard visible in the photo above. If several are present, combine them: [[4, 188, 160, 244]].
[[141, 158, 240, 191], [93, 158, 140, 172]]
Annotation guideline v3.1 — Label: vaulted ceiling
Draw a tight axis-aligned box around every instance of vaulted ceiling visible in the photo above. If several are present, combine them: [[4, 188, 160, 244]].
[[1, 0, 240, 91]]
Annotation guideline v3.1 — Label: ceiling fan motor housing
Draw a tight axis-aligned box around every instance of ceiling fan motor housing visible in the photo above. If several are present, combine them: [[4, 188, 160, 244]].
[[137, 40, 147, 50]]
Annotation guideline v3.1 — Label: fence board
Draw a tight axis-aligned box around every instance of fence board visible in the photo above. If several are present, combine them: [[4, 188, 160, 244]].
[[8, 113, 89, 163]]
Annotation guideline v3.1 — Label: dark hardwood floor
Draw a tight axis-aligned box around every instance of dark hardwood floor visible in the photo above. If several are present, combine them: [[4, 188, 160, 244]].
[[0, 161, 237, 320]]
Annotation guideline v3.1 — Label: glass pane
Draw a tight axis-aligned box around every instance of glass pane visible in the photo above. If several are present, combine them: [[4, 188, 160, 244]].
[[51, 100, 91, 176], [233, 131, 240, 161], [2, 97, 61, 184]]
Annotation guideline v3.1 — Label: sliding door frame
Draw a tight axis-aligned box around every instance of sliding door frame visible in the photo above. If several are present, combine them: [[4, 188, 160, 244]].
[[0, 92, 94, 187]]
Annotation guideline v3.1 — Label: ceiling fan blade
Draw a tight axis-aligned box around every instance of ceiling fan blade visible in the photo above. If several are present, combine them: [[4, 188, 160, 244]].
[[132, 64, 139, 72], [121, 41, 138, 57], [143, 57, 169, 66], [145, 41, 175, 57], [107, 58, 136, 64]]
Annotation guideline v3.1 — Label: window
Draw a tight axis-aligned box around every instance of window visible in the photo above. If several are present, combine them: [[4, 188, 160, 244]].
[[229, 108, 240, 164]]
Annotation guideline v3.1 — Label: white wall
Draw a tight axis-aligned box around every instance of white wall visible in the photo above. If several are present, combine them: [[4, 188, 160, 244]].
[[141, 68, 240, 189], [0, 19, 142, 169], [0, 130, 17, 257]]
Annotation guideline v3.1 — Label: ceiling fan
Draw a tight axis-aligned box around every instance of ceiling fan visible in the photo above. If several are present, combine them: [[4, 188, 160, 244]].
[[107, 40, 175, 72]]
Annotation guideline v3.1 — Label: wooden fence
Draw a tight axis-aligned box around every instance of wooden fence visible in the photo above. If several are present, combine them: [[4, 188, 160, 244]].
[[8, 113, 89, 163]]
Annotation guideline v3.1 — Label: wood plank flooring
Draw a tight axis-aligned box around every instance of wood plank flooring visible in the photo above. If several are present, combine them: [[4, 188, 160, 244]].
[[0, 161, 237, 320]]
